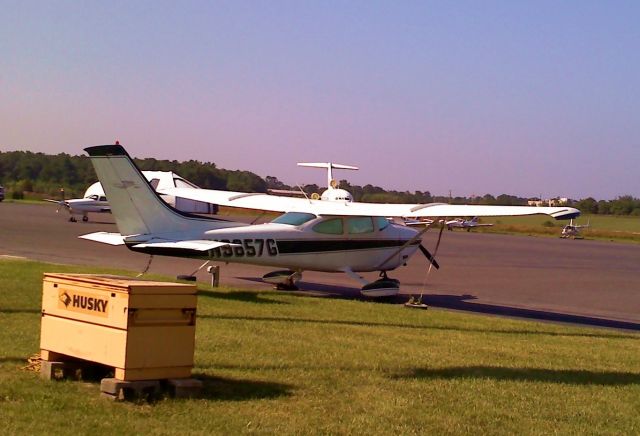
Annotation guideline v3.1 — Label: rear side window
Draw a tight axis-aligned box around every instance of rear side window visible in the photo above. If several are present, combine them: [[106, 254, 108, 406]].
[[347, 217, 374, 234], [312, 218, 344, 234]]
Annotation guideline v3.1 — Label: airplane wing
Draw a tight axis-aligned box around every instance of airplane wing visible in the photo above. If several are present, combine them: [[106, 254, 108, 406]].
[[161, 187, 580, 220], [44, 199, 70, 209]]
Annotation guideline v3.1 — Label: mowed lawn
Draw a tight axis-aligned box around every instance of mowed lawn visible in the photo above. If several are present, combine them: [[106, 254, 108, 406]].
[[477, 214, 640, 242], [1, 259, 639, 434]]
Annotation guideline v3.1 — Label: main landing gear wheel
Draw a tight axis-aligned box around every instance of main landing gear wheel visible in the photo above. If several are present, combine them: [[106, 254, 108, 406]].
[[361, 272, 400, 298], [69, 217, 77, 222], [82, 215, 89, 222], [262, 270, 302, 290]]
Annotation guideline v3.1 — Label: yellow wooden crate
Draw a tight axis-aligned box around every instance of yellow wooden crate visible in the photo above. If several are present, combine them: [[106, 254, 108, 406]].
[[40, 273, 197, 381]]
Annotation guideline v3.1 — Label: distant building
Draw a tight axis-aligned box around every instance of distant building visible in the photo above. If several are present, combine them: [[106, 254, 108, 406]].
[[528, 197, 569, 207]]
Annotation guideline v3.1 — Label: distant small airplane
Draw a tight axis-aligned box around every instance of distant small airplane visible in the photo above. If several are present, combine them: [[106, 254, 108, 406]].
[[560, 219, 590, 239], [402, 218, 435, 227], [445, 217, 494, 232], [45, 171, 213, 222], [44, 184, 109, 222]]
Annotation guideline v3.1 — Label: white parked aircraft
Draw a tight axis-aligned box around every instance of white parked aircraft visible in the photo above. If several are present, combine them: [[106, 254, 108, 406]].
[[44, 183, 110, 222], [560, 219, 590, 239], [445, 216, 494, 231], [297, 162, 358, 202], [45, 170, 213, 222], [81, 144, 580, 297]]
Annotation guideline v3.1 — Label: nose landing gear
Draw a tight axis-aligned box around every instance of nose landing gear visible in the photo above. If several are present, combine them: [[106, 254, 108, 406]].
[[361, 271, 400, 297]]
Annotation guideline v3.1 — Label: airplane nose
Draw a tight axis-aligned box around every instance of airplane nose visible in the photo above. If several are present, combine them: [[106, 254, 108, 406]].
[[399, 224, 420, 240]]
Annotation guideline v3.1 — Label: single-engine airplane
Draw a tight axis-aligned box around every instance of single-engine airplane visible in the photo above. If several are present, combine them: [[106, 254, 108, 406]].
[[81, 143, 580, 297], [44, 184, 110, 222], [445, 216, 494, 231]]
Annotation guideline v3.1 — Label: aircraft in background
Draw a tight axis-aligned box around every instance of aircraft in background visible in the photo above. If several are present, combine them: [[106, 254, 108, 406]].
[[268, 162, 358, 202], [80, 143, 580, 297], [560, 219, 590, 239], [445, 216, 494, 232], [44, 184, 110, 222], [45, 171, 214, 222], [297, 162, 358, 202]]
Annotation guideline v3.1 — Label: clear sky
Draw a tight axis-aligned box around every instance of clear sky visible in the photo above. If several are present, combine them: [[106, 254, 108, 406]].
[[1, 0, 638, 199]]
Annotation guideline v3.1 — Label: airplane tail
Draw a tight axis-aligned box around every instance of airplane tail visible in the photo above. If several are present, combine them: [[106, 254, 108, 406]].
[[84, 144, 237, 237]]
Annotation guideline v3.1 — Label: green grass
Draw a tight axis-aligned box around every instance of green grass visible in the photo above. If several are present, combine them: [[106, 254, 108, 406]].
[[478, 214, 640, 243], [2, 259, 640, 434]]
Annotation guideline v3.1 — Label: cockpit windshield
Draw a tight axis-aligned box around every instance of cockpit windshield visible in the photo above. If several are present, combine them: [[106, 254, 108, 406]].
[[271, 212, 317, 226]]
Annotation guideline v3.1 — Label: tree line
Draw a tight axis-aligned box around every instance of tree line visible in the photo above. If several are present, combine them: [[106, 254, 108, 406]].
[[0, 150, 266, 199], [1, 150, 638, 215]]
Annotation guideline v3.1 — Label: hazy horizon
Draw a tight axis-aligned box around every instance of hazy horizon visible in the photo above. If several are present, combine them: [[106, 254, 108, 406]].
[[2, 1, 638, 200]]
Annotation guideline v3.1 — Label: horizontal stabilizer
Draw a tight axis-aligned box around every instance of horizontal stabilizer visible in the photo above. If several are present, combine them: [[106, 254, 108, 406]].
[[79, 232, 125, 245], [132, 239, 239, 251]]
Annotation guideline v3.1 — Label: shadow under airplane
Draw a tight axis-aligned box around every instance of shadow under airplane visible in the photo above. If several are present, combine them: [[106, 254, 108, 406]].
[[235, 276, 640, 332]]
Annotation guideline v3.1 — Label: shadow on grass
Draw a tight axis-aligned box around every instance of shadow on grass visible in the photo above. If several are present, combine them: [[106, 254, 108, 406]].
[[0, 356, 27, 364], [201, 314, 639, 340], [197, 289, 289, 305], [0, 308, 40, 314], [393, 366, 640, 386], [194, 374, 294, 401], [236, 277, 393, 302]]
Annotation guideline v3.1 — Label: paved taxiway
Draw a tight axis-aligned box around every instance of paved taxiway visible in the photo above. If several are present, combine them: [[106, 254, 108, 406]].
[[1, 202, 639, 328]]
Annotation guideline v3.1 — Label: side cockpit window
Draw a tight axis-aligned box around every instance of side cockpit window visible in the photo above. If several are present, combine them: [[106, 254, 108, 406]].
[[312, 218, 344, 234], [347, 217, 374, 234]]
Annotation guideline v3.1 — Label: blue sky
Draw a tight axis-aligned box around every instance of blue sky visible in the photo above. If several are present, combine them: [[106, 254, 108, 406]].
[[1, 1, 638, 199]]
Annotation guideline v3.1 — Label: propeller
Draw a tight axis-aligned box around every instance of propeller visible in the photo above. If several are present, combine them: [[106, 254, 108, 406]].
[[418, 244, 439, 269], [407, 220, 446, 307]]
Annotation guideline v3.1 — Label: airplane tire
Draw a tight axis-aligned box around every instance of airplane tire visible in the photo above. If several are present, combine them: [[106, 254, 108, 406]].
[[82, 216, 89, 222]]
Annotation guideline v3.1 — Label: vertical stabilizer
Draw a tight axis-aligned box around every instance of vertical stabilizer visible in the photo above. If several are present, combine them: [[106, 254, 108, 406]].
[[84, 144, 236, 237]]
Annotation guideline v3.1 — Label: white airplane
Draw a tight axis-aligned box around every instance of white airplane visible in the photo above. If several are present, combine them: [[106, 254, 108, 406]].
[[267, 162, 357, 201], [44, 183, 110, 222], [297, 162, 358, 201], [80, 143, 580, 297], [560, 218, 590, 239], [445, 216, 494, 232], [45, 170, 213, 222]]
